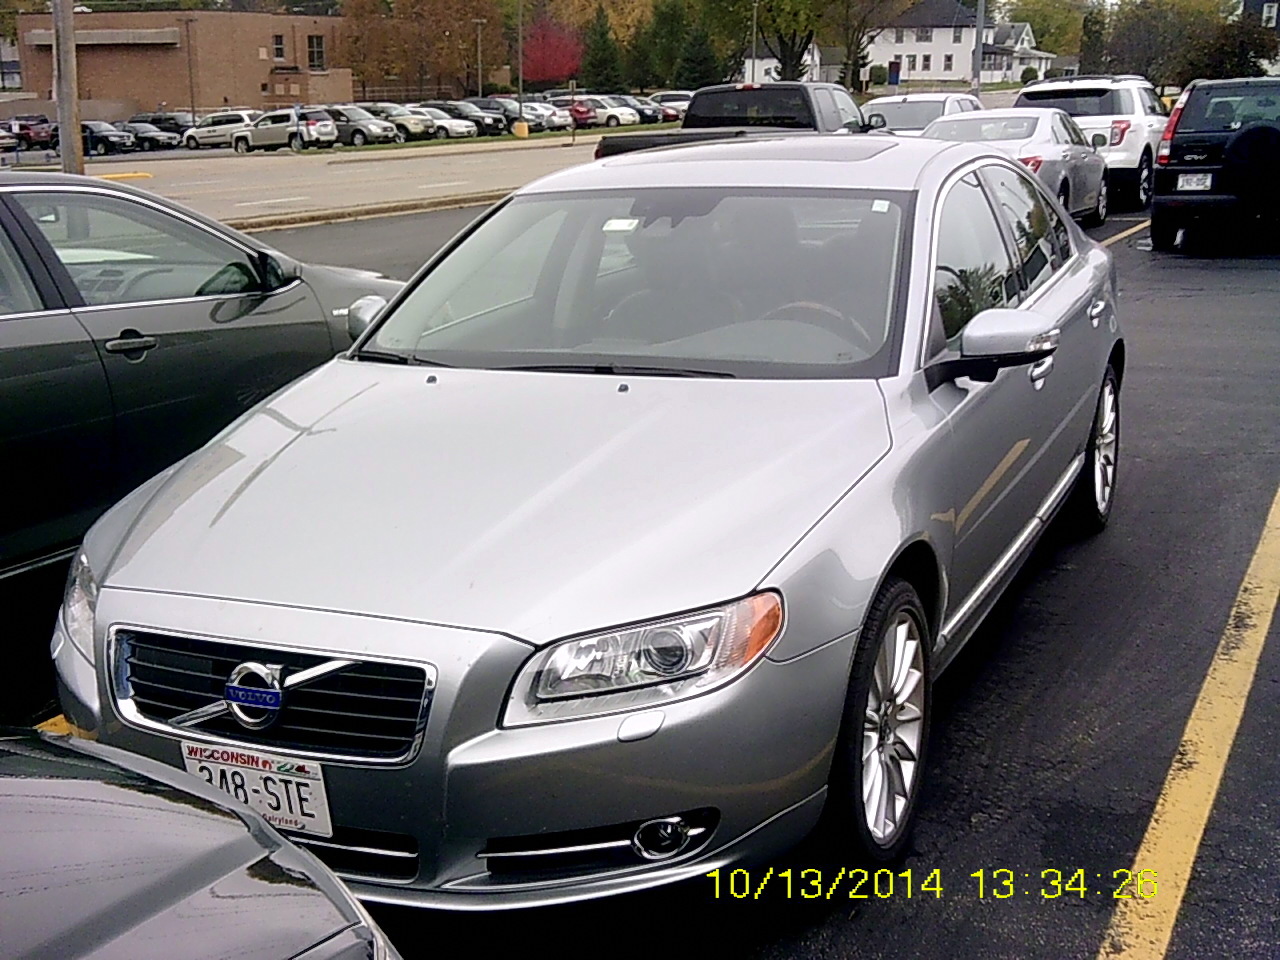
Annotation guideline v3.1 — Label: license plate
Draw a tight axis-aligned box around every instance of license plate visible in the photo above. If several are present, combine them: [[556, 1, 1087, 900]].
[[1177, 173, 1212, 191], [182, 742, 333, 837]]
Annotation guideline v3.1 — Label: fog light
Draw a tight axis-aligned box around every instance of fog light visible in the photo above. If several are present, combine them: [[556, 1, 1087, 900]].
[[632, 816, 691, 860]]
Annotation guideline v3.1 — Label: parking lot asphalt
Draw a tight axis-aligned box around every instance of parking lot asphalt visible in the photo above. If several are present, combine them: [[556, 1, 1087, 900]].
[[8, 206, 1277, 960]]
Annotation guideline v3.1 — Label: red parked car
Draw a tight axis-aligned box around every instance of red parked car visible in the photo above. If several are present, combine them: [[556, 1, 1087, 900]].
[[568, 99, 597, 128], [10, 114, 53, 148]]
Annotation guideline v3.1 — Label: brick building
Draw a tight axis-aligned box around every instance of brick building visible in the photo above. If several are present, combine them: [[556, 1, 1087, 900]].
[[17, 10, 353, 115]]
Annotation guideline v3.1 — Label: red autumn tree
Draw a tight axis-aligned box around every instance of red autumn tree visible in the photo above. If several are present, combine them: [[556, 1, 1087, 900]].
[[523, 16, 582, 84]]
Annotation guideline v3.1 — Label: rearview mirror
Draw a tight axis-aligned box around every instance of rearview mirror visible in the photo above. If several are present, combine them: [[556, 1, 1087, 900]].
[[347, 294, 387, 341], [925, 308, 1060, 388], [1090, 133, 1107, 149]]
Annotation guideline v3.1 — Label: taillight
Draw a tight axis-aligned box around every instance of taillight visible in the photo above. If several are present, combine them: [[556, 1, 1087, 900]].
[[1019, 156, 1043, 173], [1109, 119, 1131, 146], [1157, 91, 1189, 165]]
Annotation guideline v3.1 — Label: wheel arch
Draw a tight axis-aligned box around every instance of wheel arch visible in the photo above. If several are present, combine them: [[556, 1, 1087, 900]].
[[875, 539, 944, 643], [1108, 339, 1126, 387]]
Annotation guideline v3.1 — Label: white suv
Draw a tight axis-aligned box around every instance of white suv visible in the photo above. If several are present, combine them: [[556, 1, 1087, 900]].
[[1014, 74, 1168, 208], [184, 110, 262, 149]]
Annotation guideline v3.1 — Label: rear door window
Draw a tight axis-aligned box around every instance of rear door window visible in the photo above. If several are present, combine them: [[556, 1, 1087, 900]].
[[1015, 87, 1133, 116], [1176, 83, 1280, 132]]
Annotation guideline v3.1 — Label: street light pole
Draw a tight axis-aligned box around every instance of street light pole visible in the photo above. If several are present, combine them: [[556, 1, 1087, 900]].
[[52, 0, 83, 173], [472, 18, 486, 98], [180, 17, 197, 124], [750, 0, 759, 83], [970, 0, 985, 98]]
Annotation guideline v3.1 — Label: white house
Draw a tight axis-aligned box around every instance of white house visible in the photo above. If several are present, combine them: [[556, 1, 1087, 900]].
[[864, 0, 1055, 85], [738, 44, 822, 84]]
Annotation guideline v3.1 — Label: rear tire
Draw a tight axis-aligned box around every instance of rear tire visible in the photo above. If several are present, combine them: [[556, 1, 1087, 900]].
[[1082, 176, 1108, 227], [1149, 207, 1179, 251], [288, 133, 302, 151], [1131, 154, 1153, 210], [1064, 366, 1120, 534], [822, 577, 932, 863]]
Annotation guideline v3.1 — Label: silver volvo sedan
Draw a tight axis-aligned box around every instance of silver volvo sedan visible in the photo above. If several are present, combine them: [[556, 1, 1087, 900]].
[[55, 136, 1124, 909]]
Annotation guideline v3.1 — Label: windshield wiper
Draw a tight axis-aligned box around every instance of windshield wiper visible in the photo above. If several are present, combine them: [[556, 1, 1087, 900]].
[[499, 362, 735, 378], [353, 350, 453, 367]]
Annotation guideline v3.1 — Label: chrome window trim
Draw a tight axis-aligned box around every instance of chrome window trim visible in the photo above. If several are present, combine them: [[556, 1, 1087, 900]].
[[918, 157, 1080, 369], [0, 306, 78, 323], [107, 622, 437, 767], [68, 280, 303, 313]]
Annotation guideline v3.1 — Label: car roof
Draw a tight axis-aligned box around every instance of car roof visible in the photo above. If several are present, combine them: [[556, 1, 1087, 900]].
[[930, 106, 1057, 119], [1022, 74, 1151, 89], [867, 92, 962, 104], [520, 135, 994, 194], [1192, 76, 1280, 87]]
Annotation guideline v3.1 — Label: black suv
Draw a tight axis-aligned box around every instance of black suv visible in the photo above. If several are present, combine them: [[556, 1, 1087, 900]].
[[127, 111, 197, 135], [1152, 77, 1280, 251]]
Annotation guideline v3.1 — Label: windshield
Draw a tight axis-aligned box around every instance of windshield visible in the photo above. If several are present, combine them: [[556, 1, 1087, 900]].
[[866, 100, 946, 130], [86, 122, 116, 132], [423, 108, 449, 120], [1015, 87, 1133, 117], [129, 123, 161, 133], [924, 114, 1040, 141], [452, 102, 483, 117], [684, 89, 817, 129], [343, 106, 375, 120], [1177, 83, 1280, 132], [364, 188, 909, 379]]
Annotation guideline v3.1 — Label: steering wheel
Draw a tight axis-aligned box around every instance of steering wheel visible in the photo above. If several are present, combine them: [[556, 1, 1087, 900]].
[[757, 301, 877, 354]]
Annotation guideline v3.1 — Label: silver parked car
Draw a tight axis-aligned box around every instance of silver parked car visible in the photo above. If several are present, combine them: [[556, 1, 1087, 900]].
[[183, 109, 262, 149], [232, 108, 338, 153], [57, 136, 1124, 910], [863, 92, 985, 136], [923, 107, 1109, 225]]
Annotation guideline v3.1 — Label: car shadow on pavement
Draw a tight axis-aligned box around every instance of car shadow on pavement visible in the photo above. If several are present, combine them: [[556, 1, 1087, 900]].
[[2, 561, 66, 726]]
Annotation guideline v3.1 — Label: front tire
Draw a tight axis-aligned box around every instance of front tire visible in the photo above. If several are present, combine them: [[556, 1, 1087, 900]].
[[186, 136, 199, 150], [824, 577, 932, 862], [393, 129, 406, 144], [233, 138, 251, 154], [434, 127, 448, 139], [94, 142, 108, 156], [606, 115, 620, 127], [1064, 366, 1120, 533], [351, 130, 367, 147]]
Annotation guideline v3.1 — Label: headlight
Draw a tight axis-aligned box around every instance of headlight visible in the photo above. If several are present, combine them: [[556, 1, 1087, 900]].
[[504, 592, 782, 726], [62, 551, 99, 663]]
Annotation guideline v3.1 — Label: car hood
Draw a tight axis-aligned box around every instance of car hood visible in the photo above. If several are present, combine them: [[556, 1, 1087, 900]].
[[0, 734, 358, 960], [103, 362, 891, 645]]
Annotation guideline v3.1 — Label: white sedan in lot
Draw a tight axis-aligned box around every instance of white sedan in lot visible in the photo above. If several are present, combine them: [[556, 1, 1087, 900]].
[[864, 92, 984, 135], [523, 102, 573, 130], [410, 106, 478, 139]]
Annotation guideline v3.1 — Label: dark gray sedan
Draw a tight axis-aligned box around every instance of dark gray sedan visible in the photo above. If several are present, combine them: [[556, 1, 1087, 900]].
[[923, 108, 1110, 226], [0, 173, 401, 583]]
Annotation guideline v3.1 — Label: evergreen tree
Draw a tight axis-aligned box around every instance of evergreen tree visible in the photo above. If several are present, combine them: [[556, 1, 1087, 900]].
[[624, 20, 658, 91], [1079, 1, 1107, 73], [580, 4, 627, 92], [649, 0, 689, 87], [675, 25, 722, 89]]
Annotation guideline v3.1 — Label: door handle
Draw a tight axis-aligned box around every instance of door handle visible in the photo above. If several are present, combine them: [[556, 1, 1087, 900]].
[[1029, 355, 1054, 385], [105, 333, 158, 355], [1088, 300, 1107, 327]]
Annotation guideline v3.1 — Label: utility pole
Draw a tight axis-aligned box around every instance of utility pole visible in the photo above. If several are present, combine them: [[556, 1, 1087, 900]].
[[180, 17, 197, 124], [516, 0, 523, 109], [970, 0, 985, 99], [472, 18, 486, 98], [750, 0, 759, 83], [52, 0, 83, 174]]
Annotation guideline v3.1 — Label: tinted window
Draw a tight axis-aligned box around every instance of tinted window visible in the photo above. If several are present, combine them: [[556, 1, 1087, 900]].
[[1015, 87, 1134, 116], [866, 100, 946, 130], [933, 174, 1019, 343], [302, 110, 330, 123], [925, 115, 1039, 142], [15, 192, 262, 306], [981, 165, 1065, 297], [684, 89, 817, 129], [368, 189, 908, 378], [1176, 82, 1280, 132], [0, 227, 42, 316]]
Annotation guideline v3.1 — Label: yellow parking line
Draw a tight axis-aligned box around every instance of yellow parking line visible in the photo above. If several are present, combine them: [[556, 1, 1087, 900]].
[[94, 172, 153, 181], [35, 715, 71, 735], [1097, 484, 1280, 959], [1102, 220, 1151, 248]]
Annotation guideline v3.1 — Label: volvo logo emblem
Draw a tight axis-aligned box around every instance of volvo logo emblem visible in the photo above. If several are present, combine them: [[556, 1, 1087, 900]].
[[223, 662, 285, 729]]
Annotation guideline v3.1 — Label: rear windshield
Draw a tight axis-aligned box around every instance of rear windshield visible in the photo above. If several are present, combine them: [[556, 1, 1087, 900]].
[[1015, 88, 1133, 117], [924, 114, 1039, 141], [302, 110, 331, 122], [1177, 83, 1280, 132], [866, 100, 946, 130], [684, 89, 817, 129]]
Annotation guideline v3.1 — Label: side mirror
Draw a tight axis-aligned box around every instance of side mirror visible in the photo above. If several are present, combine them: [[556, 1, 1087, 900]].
[[346, 294, 387, 341], [926, 308, 1060, 388], [865, 112, 888, 131], [1090, 133, 1107, 149], [258, 252, 300, 290]]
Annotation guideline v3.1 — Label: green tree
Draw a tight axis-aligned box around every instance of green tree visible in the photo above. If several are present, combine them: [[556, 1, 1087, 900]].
[[580, 3, 627, 91], [1003, 0, 1087, 58], [624, 19, 658, 90], [675, 24, 723, 87], [756, 0, 823, 79], [821, 0, 912, 90], [1176, 13, 1280, 85], [650, 0, 691, 87], [1079, 1, 1107, 73], [1107, 0, 1222, 88]]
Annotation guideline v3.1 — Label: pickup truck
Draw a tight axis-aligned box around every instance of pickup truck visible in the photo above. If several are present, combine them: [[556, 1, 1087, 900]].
[[593, 81, 882, 159]]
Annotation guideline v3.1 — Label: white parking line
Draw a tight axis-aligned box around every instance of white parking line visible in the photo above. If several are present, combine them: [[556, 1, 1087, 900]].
[[420, 181, 470, 190], [234, 195, 311, 207]]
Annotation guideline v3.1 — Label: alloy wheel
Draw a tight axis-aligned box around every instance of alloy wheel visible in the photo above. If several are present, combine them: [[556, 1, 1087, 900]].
[[861, 611, 925, 844], [1137, 157, 1152, 207], [1093, 377, 1118, 515], [352, 131, 366, 146]]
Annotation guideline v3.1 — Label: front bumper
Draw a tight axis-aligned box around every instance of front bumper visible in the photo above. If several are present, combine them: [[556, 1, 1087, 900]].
[[58, 589, 852, 909]]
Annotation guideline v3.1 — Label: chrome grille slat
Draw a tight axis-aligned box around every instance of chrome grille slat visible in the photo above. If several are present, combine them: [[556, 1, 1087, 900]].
[[114, 628, 434, 763]]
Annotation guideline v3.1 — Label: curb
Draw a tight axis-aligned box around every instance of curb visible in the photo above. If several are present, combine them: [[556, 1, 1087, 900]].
[[325, 133, 602, 166], [225, 188, 512, 232]]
